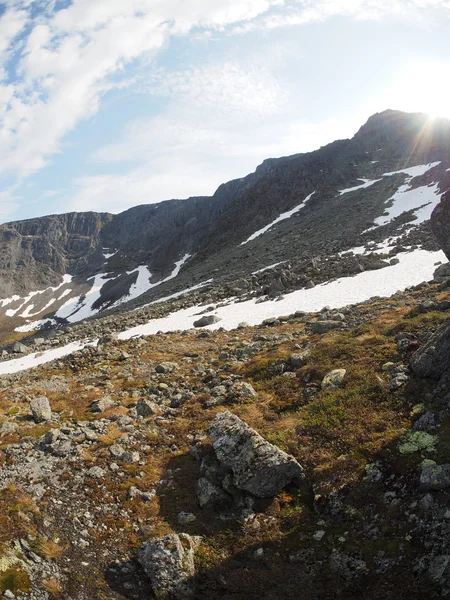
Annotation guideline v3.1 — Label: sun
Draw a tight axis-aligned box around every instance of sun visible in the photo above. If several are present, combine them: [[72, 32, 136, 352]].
[[386, 60, 450, 120]]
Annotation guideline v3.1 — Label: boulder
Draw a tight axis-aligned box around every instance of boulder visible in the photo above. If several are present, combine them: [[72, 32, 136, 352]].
[[136, 398, 162, 418], [90, 396, 115, 413], [434, 262, 450, 283], [420, 463, 450, 490], [156, 361, 179, 373], [138, 533, 200, 599], [193, 315, 221, 328], [321, 369, 346, 390], [410, 319, 450, 379], [431, 190, 450, 260], [207, 411, 304, 498], [310, 320, 342, 334], [13, 342, 29, 354], [97, 333, 118, 345], [30, 396, 52, 423]]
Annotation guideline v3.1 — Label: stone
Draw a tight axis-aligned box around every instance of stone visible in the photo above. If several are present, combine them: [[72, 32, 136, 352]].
[[289, 350, 310, 369], [136, 398, 162, 418], [310, 320, 342, 334], [156, 362, 179, 373], [97, 333, 118, 345], [13, 342, 29, 354], [193, 315, 221, 328], [229, 381, 257, 400], [1, 421, 19, 435], [434, 262, 450, 283], [177, 512, 196, 525], [390, 372, 409, 391], [196, 477, 232, 510], [88, 466, 106, 478], [428, 555, 450, 583], [90, 396, 115, 413], [410, 319, 450, 379], [207, 411, 304, 498], [420, 463, 450, 490], [138, 533, 200, 599], [412, 411, 436, 432], [30, 396, 52, 423], [321, 369, 346, 390]]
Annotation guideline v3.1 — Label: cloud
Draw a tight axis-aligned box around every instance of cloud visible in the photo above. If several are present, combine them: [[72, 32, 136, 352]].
[[232, 0, 450, 33], [0, 187, 20, 218], [68, 109, 353, 213], [0, 0, 285, 182]]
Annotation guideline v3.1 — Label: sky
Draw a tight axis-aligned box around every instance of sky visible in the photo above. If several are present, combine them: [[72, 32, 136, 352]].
[[0, 1, 449, 223]]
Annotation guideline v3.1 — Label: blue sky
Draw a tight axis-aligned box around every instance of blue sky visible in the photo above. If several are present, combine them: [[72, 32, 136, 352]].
[[0, 0, 450, 223]]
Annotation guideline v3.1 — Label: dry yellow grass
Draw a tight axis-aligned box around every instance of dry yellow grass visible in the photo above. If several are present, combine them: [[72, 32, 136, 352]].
[[36, 539, 63, 560], [42, 578, 63, 596]]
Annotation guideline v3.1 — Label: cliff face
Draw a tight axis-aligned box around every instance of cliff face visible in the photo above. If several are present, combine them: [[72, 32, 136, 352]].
[[0, 212, 113, 297]]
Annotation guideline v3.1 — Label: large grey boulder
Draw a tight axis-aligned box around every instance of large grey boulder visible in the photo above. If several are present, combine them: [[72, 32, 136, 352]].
[[434, 262, 450, 283], [138, 533, 200, 599], [13, 341, 29, 354], [410, 319, 450, 379], [30, 396, 52, 423], [193, 315, 221, 328], [207, 411, 304, 498]]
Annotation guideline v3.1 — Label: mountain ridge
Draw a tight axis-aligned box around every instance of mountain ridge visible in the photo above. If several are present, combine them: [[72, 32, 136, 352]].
[[0, 109, 449, 339]]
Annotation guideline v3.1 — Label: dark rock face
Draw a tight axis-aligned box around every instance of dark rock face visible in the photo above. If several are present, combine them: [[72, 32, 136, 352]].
[[410, 319, 450, 379], [0, 212, 111, 297], [431, 190, 450, 260]]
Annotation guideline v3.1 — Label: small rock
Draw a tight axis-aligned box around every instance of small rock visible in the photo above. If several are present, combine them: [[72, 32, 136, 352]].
[[30, 396, 52, 423], [88, 466, 106, 478]]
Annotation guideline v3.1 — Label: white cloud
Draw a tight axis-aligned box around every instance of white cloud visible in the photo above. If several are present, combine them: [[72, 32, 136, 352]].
[[0, 0, 285, 181], [1, 0, 450, 218], [69, 110, 353, 213], [233, 0, 450, 33], [0, 187, 20, 218]]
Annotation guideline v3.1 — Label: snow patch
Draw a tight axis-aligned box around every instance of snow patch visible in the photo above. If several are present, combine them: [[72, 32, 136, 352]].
[[118, 248, 444, 340], [2, 248, 444, 375], [241, 192, 315, 245], [252, 262, 285, 275], [372, 182, 442, 228], [338, 178, 382, 195], [382, 161, 441, 178]]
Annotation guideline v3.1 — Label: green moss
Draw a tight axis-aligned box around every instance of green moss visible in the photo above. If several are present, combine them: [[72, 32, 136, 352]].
[[398, 431, 437, 455], [0, 569, 31, 593]]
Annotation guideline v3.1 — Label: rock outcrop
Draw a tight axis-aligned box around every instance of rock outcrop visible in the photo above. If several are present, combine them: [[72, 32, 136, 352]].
[[207, 411, 304, 498], [431, 190, 450, 260], [410, 319, 450, 379]]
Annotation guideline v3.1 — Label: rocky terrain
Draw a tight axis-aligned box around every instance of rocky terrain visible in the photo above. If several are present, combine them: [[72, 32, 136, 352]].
[[2, 260, 450, 599], [2, 109, 450, 599]]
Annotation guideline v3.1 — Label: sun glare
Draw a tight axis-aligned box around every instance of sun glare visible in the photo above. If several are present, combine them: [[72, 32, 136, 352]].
[[387, 61, 450, 120]]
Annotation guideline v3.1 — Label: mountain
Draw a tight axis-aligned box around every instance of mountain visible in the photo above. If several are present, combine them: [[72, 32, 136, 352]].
[[2, 110, 450, 599], [0, 109, 449, 340]]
